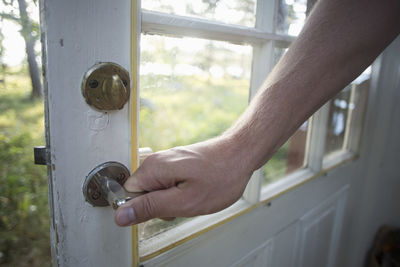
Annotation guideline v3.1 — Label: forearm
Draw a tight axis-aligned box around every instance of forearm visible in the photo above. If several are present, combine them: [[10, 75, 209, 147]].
[[224, 0, 400, 172]]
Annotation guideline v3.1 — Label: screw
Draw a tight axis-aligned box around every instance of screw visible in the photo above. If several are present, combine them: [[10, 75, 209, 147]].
[[89, 79, 99, 88]]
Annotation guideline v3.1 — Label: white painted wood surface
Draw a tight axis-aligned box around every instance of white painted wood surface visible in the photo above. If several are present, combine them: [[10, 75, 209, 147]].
[[141, 10, 294, 46], [306, 103, 330, 173], [41, 0, 133, 266], [293, 186, 348, 267], [143, 168, 353, 266], [337, 36, 400, 267]]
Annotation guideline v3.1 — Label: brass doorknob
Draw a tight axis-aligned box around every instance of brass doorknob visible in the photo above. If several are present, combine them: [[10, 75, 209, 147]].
[[82, 62, 130, 110]]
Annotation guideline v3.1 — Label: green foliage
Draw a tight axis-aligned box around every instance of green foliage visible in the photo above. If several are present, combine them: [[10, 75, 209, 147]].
[[139, 74, 248, 151], [0, 30, 4, 61], [0, 73, 50, 267], [263, 142, 289, 185]]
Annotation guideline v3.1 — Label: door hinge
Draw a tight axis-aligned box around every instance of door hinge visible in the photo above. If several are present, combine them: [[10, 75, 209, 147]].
[[34, 146, 50, 165]]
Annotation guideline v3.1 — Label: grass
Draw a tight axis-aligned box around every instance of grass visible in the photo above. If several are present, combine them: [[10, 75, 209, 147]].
[[0, 72, 50, 267], [139, 74, 249, 151]]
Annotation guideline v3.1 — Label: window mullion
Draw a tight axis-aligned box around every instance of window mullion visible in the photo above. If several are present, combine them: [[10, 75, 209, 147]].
[[141, 10, 294, 45], [305, 103, 331, 173], [343, 85, 356, 152], [343, 81, 369, 153], [242, 0, 276, 204]]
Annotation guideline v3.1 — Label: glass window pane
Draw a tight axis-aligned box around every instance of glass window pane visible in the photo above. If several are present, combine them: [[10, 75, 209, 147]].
[[324, 68, 371, 156], [139, 34, 252, 241], [142, 0, 256, 27], [277, 0, 308, 36], [274, 46, 288, 65], [345, 76, 370, 150], [324, 87, 351, 155], [263, 121, 308, 185]]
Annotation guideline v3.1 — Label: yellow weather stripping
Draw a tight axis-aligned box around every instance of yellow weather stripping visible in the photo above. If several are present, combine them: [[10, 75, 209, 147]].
[[130, 0, 140, 266]]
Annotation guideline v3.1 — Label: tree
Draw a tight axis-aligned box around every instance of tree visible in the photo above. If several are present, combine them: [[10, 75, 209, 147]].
[[1, 0, 42, 99], [0, 28, 6, 83]]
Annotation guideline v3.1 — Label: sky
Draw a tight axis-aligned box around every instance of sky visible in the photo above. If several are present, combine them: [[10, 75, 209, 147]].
[[2, 19, 26, 66], [0, 0, 40, 66]]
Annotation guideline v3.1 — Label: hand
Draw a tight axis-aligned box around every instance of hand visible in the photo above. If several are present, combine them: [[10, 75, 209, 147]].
[[114, 136, 253, 226]]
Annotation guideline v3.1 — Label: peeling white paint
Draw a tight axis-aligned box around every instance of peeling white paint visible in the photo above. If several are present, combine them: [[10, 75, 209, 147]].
[[87, 110, 109, 131]]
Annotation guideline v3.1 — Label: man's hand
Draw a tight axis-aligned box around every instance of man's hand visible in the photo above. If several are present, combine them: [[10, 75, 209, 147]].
[[114, 137, 253, 226]]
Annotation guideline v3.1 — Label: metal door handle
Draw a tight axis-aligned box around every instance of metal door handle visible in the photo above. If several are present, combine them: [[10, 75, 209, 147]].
[[83, 162, 145, 209], [92, 173, 144, 209]]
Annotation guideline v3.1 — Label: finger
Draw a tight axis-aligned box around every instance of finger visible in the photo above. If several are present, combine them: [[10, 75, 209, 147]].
[[123, 172, 145, 192], [124, 153, 183, 192], [114, 186, 186, 226]]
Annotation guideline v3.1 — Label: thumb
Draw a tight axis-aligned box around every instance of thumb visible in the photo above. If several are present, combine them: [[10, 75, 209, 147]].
[[114, 186, 185, 226]]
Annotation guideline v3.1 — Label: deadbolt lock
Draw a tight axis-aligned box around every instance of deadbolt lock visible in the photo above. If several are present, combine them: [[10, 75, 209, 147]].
[[82, 62, 130, 110]]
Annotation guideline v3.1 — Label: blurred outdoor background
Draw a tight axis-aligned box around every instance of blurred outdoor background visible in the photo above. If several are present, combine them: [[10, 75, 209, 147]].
[[0, 0, 50, 266], [0, 0, 311, 265]]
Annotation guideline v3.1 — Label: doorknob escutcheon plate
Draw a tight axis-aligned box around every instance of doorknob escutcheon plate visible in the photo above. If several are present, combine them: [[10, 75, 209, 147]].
[[83, 161, 130, 207]]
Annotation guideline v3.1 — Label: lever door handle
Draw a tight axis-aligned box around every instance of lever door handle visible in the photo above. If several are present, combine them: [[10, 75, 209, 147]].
[[92, 174, 145, 209], [83, 162, 145, 209]]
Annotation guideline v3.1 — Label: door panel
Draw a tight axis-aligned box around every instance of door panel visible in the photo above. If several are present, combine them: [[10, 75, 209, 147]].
[[41, 0, 133, 265], [294, 187, 348, 267], [232, 240, 273, 267], [270, 222, 299, 267]]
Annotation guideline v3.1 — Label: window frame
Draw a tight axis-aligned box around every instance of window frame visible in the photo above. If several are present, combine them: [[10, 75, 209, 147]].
[[135, 0, 365, 261]]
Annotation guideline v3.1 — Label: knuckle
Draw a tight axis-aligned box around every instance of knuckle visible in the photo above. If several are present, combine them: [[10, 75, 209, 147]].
[[138, 195, 158, 220], [138, 154, 160, 179], [142, 153, 158, 168]]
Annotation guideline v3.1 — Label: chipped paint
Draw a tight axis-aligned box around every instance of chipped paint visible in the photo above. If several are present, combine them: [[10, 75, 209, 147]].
[[86, 110, 109, 131]]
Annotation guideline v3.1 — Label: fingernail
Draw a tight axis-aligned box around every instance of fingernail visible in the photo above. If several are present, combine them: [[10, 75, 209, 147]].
[[116, 207, 135, 226]]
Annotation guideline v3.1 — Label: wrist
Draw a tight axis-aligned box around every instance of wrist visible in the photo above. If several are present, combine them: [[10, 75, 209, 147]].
[[221, 92, 288, 173], [217, 131, 259, 177]]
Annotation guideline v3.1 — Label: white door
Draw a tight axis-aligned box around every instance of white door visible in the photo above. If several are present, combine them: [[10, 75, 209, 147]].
[[41, 0, 399, 266]]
